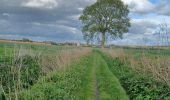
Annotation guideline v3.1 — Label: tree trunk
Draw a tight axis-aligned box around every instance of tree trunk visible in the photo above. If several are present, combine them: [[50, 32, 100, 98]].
[[101, 33, 105, 48]]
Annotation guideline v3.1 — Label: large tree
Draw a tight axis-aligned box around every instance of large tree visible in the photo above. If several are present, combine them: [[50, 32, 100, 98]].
[[79, 0, 130, 47]]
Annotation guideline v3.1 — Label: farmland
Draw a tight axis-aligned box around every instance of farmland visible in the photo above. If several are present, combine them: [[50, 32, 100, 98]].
[[1, 0, 170, 99], [0, 42, 170, 100]]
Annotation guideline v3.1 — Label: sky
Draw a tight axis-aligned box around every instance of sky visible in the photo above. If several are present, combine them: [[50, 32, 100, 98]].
[[0, 0, 170, 45]]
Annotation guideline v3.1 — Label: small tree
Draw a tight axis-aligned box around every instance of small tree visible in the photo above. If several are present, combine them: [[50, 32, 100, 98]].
[[80, 0, 130, 47]]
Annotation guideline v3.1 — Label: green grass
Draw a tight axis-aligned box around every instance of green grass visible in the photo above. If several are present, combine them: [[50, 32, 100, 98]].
[[0, 43, 81, 57], [1, 42, 170, 100], [0, 43, 86, 100], [100, 51, 170, 100], [18, 54, 94, 100], [17, 50, 129, 100], [94, 51, 129, 100]]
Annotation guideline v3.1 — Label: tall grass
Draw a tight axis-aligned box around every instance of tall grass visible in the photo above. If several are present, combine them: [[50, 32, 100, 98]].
[[103, 47, 170, 87], [19, 51, 93, 100], [0, 44, 91, 99], [101, 48, 170, 99], [41, 47, 91, 74], [1, 46, 41, 99]]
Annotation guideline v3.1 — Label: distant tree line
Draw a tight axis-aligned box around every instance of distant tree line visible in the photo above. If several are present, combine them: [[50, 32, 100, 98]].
[[43, 41, 81, 46]]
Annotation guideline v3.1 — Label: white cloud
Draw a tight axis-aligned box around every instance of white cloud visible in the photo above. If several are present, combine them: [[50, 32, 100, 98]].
[[78, 7, 84, 11], [144, 28, 155, 35], [2, 13, 10, 17], [122, 0, 155, 14], [31, 22, 81, 34], [68, 14, 81, 20], [156, 0, 170, 16], [22, 0, 58, 9], [113, 14, 170, 45]]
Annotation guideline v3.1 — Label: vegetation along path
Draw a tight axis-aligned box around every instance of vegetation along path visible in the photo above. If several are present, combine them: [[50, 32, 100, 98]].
[[17, 50, 129, 100], [93, 50, 129, 100]]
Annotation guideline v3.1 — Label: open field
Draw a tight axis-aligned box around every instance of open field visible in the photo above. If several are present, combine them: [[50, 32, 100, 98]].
[[1, 42, 170, 100], [0, 40, 51, 46], [1, 0, 170, 99]]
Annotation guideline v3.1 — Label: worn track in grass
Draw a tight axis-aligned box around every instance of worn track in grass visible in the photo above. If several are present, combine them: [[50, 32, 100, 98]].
[[18, 50, 129, 100], [94, 50, 129, 100]]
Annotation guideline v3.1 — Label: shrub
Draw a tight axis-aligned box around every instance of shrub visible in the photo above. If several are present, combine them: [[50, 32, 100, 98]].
[[100, 51, 170, 100], [111, 58, 170, 99], [14, 55, 41, 88], [0, 55, 41, 99]]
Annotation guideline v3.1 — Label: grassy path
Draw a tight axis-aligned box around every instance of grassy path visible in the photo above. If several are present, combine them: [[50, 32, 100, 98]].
[[94, 51, 129, 100], [18, 50, 128, 100], [92, 54, 99, 100]]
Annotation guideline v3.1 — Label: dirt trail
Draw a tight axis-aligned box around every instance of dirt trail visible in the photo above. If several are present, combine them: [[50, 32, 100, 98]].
[[91, 51, 129, 100], [92, 55, 99, 100], [94, 79, 99, 100]]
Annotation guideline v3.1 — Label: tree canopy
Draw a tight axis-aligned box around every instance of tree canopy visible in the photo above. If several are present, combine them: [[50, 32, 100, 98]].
[[79, 0, 130, 47]]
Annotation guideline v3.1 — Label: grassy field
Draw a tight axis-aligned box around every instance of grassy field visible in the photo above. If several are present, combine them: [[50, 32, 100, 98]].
[[1, 42, 170, 100]]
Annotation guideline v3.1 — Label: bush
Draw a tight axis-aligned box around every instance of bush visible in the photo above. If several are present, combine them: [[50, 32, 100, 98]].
[[100, 52, 170, 100], [19, 54, 94, 100], [112, 58, 170, 99], [0, 55, 41, 99], [14, 55, 41, 88]]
